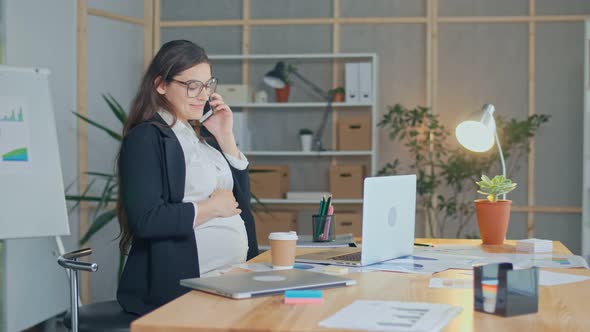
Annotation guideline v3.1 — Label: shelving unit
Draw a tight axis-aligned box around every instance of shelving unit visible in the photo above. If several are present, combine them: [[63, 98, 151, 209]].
[[209, 53, 378, 206], [242, 151, 372, 157], [229, 102, 372, 108], [583, 20, 590, 259]]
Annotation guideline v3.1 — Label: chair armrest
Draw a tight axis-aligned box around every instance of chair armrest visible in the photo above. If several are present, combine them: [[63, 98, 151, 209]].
[[57, 248, 98, 272]]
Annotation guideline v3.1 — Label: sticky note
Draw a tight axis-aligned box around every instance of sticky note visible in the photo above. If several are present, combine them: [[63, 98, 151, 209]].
[[284, 297, 324, 304], [323, 266, 349, 275], [284, 290, 323, 298]]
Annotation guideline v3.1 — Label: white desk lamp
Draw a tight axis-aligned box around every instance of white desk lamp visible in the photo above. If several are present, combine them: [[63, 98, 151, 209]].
[[455, 103, 507, 199]]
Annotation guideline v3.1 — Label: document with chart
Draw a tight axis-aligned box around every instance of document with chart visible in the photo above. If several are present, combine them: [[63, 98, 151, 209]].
[[319, 300, 462, 332]]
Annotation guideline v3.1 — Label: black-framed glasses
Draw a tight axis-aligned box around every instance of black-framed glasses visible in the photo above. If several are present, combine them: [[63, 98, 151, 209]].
[[171, 77, 218, 98]]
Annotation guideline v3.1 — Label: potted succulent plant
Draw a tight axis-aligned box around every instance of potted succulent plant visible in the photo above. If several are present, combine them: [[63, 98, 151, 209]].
[[299, 128, 313, 152], [475, 175, 517, 245], [274, 63, 296, 102], [330, 87, 345, 102]]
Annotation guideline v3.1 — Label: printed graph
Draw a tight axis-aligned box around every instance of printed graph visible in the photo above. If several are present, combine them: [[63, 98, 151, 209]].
[[0, 97, 32, 171], [0, 107, 24, 122], [2, 147, 28, 161]]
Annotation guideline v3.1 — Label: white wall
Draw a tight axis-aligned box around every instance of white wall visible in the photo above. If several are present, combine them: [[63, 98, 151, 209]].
[[3, 0, 76, 331]]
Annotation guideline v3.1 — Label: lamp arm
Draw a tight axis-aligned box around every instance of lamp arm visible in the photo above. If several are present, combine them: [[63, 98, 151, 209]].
[[494, 130, 507, 200], [290, 70, 330, 100], [288, 69, 333, 151], [313, 99, 333, 151]]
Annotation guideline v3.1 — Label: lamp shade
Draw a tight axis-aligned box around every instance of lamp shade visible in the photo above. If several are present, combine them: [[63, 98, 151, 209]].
[[456, 104, 497, 152], [455, 120, 495, 152], [263, 62, 287, 88]]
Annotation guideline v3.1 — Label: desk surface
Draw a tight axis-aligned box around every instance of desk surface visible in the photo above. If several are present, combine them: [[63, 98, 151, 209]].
[[131, 239, 590, 332]]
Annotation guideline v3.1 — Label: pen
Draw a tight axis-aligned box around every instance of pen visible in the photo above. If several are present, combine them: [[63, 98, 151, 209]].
[[413, 242, 435, 247], [324, 195, 332, 216]]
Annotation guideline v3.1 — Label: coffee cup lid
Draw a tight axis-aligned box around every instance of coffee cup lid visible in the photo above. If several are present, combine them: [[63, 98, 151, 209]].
[[268, 231, 298, 241]]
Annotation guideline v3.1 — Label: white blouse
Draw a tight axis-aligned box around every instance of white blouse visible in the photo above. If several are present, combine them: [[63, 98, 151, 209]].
[[158, 111, 249, 277]]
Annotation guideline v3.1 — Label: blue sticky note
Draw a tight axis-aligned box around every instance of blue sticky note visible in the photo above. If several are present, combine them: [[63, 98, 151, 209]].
[[284, 290, 323, 298]]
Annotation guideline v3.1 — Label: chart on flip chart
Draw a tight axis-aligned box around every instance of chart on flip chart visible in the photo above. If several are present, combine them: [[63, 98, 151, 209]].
[[0, 66, 69, 238], [0, 96, 32, 172]]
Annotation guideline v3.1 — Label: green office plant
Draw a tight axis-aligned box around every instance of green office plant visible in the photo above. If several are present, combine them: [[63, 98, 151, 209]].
[[299, 128, 313, 135], [271, 62, 297, 102], [330, 87, 345, 102], [64, 93, 124, 275], [66, 94, 267, 278], [476, 175, 517, 203], [279, 63, 297, 86], [377, 104, 548, 238], [475, 175, 518, 244]]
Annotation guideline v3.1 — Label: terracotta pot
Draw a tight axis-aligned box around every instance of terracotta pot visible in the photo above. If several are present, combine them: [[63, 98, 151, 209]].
[[475, 199, 511, 245], [332, 92, 345, 102], [275, 85, 290, 102]]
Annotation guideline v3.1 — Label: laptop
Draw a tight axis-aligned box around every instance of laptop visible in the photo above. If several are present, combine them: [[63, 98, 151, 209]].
[[295, 174, 416, 266], [180, 269, 356, 299]]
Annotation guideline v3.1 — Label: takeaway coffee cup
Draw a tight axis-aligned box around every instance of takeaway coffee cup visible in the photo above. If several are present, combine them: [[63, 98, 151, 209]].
[[268, 231, 298, 270]]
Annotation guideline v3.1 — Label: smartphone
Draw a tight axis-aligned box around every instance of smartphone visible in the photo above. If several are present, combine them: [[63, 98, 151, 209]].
[[199, 98, 214, 123]]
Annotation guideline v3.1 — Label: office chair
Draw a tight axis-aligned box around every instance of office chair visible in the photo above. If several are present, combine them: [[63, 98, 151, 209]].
[[57, 248, 136, 332]]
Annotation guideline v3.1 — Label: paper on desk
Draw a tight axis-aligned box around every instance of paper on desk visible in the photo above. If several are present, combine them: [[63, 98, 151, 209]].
[[415, 247, 590, 271], [364, 256, 450, 274], [319, 300, 462, 332], [429, 278, 472, 289], [199, 264, 238, 278], [515, 254, 589, 269], [539, 271, 590, 286]]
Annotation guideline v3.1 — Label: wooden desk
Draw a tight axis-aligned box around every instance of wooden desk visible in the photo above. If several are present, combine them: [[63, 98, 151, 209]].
[[131, 239, 590, 331]]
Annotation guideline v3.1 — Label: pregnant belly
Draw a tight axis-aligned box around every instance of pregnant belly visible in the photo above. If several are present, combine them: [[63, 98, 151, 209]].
[[194, 215, 249, 274]]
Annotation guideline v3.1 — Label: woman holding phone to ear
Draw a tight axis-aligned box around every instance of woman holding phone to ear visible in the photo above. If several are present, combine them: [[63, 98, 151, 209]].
[[116, 40, 258, 315]]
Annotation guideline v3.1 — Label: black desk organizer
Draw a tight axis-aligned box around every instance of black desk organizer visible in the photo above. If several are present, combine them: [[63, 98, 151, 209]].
[[474, 262, 539, 317]]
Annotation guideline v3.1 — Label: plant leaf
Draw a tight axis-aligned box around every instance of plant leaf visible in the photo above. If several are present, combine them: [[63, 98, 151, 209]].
[[102, 93, 127, 124], [85, 171, 115, 179], [66, 178, 97, 213], [92, 177, 114, 221], [80, 208, 117, 245], [72, 111, 122, 141]]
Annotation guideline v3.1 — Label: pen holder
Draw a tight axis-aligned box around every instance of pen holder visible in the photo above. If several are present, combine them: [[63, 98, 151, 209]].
[[312, 214, 336, 242], [474, 262, 539, 317]]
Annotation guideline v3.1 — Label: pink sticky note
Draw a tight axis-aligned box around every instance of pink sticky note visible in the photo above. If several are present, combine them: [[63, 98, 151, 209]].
[[283, 298, 324, 304]]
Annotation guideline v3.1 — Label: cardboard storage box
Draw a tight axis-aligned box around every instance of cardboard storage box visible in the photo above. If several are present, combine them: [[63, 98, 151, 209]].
[[216, 84, 249, 104], [254, 211, 297, 245], [250, 165, 289, 198], [330, 165, 365, 198], [336, 212, 363, 237], [338, 116, 371, 150]]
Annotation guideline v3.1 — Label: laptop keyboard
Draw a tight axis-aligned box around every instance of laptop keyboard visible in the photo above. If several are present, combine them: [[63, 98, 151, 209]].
[[330, 251, 361, 262]]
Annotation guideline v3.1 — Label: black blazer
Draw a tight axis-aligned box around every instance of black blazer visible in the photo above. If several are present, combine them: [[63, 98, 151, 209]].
[[116, 114, 259, 315]]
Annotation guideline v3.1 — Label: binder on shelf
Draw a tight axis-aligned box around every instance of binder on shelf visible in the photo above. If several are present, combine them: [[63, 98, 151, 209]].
[[358, 62, 372, 103], [345, 62, 360, 103], [233, 111, 250, 150]]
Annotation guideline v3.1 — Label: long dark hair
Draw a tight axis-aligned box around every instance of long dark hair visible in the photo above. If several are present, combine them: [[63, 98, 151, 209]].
[[117, 40, 210, 255]]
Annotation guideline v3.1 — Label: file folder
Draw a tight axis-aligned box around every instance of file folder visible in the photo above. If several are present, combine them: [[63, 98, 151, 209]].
[[358, 62, 372, 103], [345, 62, 360, 103]]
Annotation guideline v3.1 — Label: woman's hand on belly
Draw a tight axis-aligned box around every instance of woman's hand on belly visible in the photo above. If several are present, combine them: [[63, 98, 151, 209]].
[[195, 188, 241, 226]]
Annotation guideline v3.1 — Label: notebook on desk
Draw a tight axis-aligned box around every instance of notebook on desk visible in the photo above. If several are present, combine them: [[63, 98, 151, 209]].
[[296, 175, 417, 266], [180, 269, 356, 299]]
